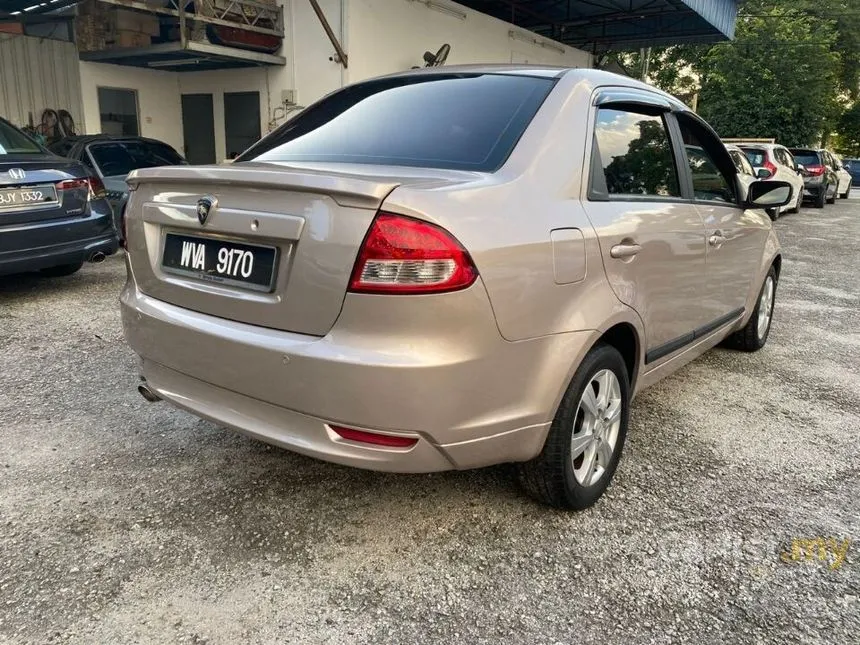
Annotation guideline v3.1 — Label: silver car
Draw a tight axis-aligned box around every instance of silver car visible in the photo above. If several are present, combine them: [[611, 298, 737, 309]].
[[122, 67, 791, 509]]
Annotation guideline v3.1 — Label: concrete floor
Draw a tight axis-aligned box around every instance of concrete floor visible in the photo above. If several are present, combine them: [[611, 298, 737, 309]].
[[1, 195, 858, 644]]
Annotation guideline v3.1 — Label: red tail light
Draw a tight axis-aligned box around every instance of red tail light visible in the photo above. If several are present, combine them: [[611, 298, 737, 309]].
[[762, 159, 777, 178], [331, 425, 418, 448], [348, 212, 478, 294], [56, 178, 89, 192], [56, 177, 106, 200], [805, 164, 826, 176], [88, 175, 106, 199]]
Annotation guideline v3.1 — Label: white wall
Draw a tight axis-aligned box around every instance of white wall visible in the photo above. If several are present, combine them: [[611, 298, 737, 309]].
[[345, 0, 591, 83], [0, 34, 84, 131], [78, 61, 183, 151], [291, 0, 346, 108], [178, 67, 274, 161], [74, 0, 589, 159]]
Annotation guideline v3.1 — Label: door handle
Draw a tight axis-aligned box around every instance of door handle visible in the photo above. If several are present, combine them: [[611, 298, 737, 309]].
[[709, 233, 726, 247], [610, 242, 642, 259]]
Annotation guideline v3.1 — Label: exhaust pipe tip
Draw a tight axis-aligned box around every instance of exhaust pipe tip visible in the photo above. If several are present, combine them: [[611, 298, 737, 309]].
[[89, 251, 106, 264], [137, 383, 161, 403]]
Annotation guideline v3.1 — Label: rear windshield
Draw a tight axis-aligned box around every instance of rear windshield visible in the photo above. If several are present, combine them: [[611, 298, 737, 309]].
[[240, 74, 555, 171], [0, 120, 43, 155], [88, 140, 185, 177], [739, 146, 766, 167], [789, 150, 821, 165]]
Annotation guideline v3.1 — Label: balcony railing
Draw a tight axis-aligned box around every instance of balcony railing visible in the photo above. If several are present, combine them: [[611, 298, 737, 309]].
[[95, 0, 284, 38]]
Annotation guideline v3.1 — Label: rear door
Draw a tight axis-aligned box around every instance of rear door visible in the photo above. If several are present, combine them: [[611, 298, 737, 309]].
[[675, 113, 764, 325], [776, 147, 803, 194], [582, 96, 710, 363], [822, 151, 840, 196]]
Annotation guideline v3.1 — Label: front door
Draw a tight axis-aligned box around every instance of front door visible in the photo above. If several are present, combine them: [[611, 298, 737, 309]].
[[180, 93, 216, 165], [583, 103, 709, 364], [675, 114, 764, 323]]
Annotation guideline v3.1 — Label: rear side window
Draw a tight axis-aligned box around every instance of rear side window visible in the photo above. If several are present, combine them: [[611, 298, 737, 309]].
[[740, 147, 766, 167], [592, 108, 680, 197], [240, 74, 555, 171]]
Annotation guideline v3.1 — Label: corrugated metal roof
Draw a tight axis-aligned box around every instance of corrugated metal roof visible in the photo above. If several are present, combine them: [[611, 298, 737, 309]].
[[680, 0, 738, 40], [0, 0, 739, 54], [455, 0, 739, 52]]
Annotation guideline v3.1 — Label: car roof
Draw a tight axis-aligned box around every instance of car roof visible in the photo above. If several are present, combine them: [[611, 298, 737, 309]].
[[370, 65, 690, 111], [732, 142, 782, 150], [64, 134, 172, 147]]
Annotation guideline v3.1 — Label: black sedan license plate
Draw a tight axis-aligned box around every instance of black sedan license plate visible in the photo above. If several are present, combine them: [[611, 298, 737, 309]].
[[0, 184, 58, 209], [162, 233, 278, 292]]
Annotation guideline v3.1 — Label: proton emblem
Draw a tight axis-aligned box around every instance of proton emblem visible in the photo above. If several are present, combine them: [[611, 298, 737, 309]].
[[8, 168, 25, 181], [196, 196, 216, 225]]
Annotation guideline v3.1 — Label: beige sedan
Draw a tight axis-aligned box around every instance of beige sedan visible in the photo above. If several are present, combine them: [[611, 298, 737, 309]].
[[121, 67, 792, 509]]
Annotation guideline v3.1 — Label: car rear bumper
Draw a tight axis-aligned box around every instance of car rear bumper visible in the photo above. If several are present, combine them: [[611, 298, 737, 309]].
[[0, 208, 118, 276], [801, 176, 826, 197], [121, 282, 596, 472]]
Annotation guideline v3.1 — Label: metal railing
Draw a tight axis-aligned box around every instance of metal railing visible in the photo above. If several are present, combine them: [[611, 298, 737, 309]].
[[95, 0, 285, 38]]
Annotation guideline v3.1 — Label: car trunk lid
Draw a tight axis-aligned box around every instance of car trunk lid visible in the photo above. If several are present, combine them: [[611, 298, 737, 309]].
[[125, 162, 480, 336], [0, 159, 92, 225]]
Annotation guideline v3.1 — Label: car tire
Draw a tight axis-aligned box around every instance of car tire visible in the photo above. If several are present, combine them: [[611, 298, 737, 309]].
[[788, 188, 802, 213], [39, 261, 84, 277], [726, 266, 777, 352], [841, 185, 851, 199], [517, 343, 630, 510], [814, 186, 827, 208]]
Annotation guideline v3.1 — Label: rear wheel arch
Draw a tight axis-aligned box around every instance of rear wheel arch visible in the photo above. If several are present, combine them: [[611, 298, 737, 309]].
[[597, 323, 640, 391]]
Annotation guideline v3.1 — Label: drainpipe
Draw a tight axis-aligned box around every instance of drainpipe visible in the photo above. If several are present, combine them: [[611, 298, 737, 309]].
[[640, 47, 651, 81], [340, 0, 347, 87]]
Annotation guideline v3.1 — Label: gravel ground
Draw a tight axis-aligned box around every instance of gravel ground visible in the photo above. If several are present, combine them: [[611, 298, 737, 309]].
[[1, 196, 858, 645]]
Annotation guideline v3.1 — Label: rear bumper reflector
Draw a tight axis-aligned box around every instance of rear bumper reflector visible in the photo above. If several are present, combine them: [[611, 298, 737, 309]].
[[330, 425, 418, 448]]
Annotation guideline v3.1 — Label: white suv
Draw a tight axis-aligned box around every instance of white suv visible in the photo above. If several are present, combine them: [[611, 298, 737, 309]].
[[731, 143, 804, 218]]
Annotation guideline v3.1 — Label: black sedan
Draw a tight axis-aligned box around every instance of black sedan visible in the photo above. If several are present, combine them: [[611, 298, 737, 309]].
[[0, 118, 118, 277], [49, 135, 185, 241]]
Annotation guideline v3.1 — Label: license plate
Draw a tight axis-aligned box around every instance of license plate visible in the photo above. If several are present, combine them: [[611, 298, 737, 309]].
[[0, 185, 58, 210], [161, 233, 278, 292]]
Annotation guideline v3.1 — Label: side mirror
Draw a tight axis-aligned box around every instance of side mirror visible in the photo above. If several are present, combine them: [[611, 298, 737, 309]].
[[795, 163, 805, 173], [746, 180, 792, 209], [756, 167, 772, 179]]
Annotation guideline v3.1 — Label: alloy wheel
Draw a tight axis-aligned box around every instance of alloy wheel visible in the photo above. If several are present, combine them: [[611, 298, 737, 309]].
[[570, 369, 622, 486], [757, 276, 775, 340]]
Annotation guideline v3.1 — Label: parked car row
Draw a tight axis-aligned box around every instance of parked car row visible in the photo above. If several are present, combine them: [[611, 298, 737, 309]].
[[0, 122, 185, 277], [723, 140, 852, 217]]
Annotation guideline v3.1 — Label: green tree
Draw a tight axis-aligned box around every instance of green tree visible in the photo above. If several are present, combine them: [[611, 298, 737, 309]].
[[697, 4, 841, 145], [837, 103, 860, 156]]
